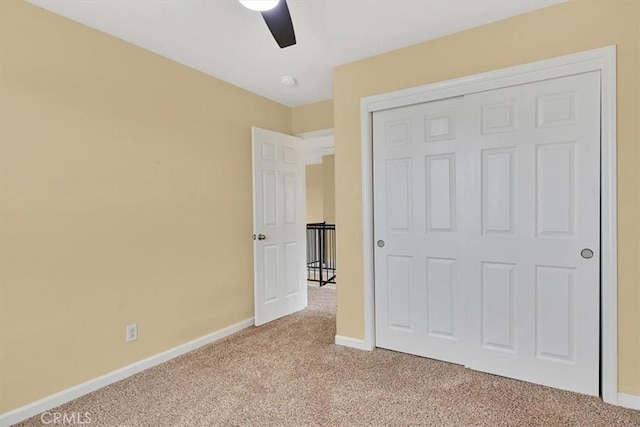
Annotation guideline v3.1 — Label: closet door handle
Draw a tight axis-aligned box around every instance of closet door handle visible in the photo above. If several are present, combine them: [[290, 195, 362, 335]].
[[581, 248, 594, 259]]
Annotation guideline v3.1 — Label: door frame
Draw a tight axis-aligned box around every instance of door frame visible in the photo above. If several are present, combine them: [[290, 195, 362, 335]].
[[359, 46, 617, 404]]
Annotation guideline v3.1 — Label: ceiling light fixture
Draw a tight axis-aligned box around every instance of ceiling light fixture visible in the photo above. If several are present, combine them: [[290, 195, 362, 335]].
[[239, 0, 280, 12]]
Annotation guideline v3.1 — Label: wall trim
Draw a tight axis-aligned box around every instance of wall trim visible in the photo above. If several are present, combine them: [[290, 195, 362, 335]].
[[617, 393, 640, 410], [295, 128, 334, 139], [359, 46, 618, 404], [0, 318, 255, 427], [297, 128, 335, 165], [335, 335, 374, 351]]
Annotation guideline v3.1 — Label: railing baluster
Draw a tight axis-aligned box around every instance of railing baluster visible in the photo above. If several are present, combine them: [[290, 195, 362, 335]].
[[306, 222, 336, 286]]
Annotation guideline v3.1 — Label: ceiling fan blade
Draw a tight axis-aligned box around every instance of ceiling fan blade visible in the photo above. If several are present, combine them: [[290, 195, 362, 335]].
[[260, 0, 296, 49]]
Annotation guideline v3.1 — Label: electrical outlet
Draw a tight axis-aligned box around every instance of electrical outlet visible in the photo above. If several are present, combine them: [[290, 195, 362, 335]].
[[126, 323, 138, 343]]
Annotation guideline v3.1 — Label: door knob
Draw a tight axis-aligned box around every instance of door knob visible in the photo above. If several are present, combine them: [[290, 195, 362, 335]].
[[581, 248, 594, 259], [377, 240, 385, 248], [257, 234, 267, 241]]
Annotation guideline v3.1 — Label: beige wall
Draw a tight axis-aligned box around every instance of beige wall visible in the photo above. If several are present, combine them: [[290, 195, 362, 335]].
[[305, 164, 324, 223], [334, 0, 640, 395], [0, 0, 291, 412], [2, 0, 638, 414], [322, 155, 336, 224], [305, 155, 335, 225], [291, 100, 333, 135]]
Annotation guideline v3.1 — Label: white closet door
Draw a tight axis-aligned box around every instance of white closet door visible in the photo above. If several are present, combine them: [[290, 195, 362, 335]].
[[373, 97, 467, 365], [461, 72, 601, 395], [372, 72, 601, 396]]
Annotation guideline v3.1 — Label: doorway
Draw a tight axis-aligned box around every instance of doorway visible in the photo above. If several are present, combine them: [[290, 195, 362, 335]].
[[300, 129, 337, 288], [251, 127, 337, 328]]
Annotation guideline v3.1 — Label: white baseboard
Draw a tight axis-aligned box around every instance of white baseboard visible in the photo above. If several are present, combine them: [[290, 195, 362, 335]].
[[618, 393, 640, 410], [0, 318, 254, 427], [335, 335, 374, 351]]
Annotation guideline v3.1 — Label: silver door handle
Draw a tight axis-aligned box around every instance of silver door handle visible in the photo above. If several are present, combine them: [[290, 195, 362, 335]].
[[257, 234, 267, 241], [377, 240, 385, 248]]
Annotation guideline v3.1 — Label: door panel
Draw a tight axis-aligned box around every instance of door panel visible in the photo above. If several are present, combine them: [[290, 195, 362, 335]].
[[426, 257, 456, 338], [252, 127, 306, 326], [482, 148, 515, 234], [262, 170, 278, 226], [462, 72, 600, 395], [374, 97, 466, 365], [387, 255, 413, 330], [425, 154, 456, 232], [536, 142, 575, 236], [263, 244, 280, 302], [481, 261, 516, 352], [535, 266, 575, 361], [373, 72, 600, 396], [386, 159, 413, 231]]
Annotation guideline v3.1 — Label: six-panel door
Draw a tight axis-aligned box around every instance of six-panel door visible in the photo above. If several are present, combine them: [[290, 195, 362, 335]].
[[252, 127, 307, 326], [462, 72, 600, 395], [373, 97, 467, 365]]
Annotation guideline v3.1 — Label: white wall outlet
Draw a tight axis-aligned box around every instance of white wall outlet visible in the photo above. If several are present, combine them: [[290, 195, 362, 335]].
[[126, 323, 138, 343]]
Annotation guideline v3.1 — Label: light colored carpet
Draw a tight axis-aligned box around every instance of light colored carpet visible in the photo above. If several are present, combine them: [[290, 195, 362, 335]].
[[17, 287, 639, 426]]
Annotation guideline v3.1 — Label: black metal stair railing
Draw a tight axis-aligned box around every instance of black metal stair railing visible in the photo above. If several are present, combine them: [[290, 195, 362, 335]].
[[306, 222, 336, 286]]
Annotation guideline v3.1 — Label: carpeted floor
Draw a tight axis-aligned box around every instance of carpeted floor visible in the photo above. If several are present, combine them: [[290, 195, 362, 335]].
[[17, 287, 640, 426]]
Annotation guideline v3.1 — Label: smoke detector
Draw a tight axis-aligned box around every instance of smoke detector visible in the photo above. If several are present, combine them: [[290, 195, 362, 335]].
[[280, 76, 297, 87]]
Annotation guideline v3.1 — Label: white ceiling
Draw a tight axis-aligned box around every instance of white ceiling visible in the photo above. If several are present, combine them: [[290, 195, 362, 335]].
[[27, 0, 565, 107]]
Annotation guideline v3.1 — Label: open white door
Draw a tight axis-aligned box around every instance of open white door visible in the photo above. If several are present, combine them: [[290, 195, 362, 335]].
[[252, 127, 307, 326]]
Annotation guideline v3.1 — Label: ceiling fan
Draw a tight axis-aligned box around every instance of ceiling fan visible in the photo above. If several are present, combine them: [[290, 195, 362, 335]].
[[239, 0, 296, 49]]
